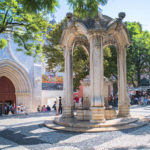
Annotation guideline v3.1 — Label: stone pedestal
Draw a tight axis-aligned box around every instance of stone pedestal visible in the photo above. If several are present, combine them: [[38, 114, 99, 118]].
[[62, 106, 73, 118], [83, 97, 90, 109], [105, 109, 117, 120], [90, 107, 105, 123], [76, 107, 90, 120], [118, 105, 130, 117], [104, 97, 109, 107]]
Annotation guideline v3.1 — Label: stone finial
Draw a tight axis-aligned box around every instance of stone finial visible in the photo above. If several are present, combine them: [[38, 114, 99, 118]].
[[66, 12, 73, 21], [118, 12, 126, 20], [65, 12, 76, 28]]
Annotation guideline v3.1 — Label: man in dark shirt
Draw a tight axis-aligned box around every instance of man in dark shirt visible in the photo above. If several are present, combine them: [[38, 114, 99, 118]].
[[59, 96, 62, 114]]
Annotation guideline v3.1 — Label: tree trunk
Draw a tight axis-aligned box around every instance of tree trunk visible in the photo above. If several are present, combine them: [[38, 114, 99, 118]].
[[137, 68, 141, 87], [131, 76, 136, 87]]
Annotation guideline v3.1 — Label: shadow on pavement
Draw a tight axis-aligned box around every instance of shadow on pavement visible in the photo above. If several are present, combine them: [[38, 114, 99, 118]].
[[0, 122, 81, 148]]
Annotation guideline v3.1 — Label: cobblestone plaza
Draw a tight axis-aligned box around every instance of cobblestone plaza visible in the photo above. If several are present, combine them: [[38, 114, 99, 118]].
[[0, 105, 150, 150]]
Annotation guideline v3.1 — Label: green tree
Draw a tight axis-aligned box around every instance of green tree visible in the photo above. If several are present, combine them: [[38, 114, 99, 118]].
[[104, 46, 117, 79], [73, 46, 89, 90], [0, 0, 108, 57], [20, 0, 59, 14], [0, 0, 50, 59], [67, 0, 108, 18], [44, 20, 64, 71], [126, 22, 150, 87], [21, 0, 108, 18]]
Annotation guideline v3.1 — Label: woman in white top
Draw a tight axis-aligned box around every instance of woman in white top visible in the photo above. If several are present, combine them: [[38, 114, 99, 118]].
[[55, 97, 59, 115]]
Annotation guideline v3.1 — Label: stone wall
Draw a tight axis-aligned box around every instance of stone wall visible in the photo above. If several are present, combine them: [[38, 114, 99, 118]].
[[0, 34, 42, 113], [42, 90, 64, 108]]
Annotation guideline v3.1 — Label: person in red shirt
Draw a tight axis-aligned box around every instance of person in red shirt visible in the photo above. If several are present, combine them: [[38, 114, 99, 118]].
[[75, 95, 79, 103], [74, 95, 79, 109]]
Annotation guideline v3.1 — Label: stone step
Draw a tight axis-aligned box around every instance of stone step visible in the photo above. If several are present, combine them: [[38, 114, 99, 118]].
[[45, 116, 149, 132], [53, 116, 144, 128]]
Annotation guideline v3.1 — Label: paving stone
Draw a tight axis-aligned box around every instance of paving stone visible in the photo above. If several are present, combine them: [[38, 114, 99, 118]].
[[0, 106, 150, 150]]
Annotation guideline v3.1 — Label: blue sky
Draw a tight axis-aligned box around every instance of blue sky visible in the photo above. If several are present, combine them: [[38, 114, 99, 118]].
[[53, 0, 150, 32]]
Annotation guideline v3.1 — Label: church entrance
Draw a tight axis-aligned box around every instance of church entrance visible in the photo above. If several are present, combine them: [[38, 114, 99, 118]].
[[0, 76, 16, 114]]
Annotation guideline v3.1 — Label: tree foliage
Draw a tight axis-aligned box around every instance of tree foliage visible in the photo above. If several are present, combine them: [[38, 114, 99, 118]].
[[44, 20, 64, 71], [126, 22, 150, 87], [73, 46, 89, 90], [19, 0, 59, 14], [67, 0, 108, 18], [0, 0, 50, 59], [20, 0, 108, 18], [0, 38, 7, 49], [0, 0, 108, 58], [104, 46, 117, 79]]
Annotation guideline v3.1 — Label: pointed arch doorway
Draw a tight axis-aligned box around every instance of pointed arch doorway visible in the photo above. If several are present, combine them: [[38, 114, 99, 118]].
[[0, 76, 16, 113]]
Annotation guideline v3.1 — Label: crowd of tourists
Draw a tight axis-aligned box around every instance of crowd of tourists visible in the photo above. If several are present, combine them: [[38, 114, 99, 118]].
[[107, 92, 150, 106], [4, 104, 15, 115], [108, 95, 118, 107], [37, 96, 62, 115], [37, 105, 51, 112], [130, 92, 150, 105], [3, 104, 26, 115]]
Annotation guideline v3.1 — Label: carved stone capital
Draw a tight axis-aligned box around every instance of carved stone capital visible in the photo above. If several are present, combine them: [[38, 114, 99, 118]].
[[117, 44, 127, 54], [89, 34, 103, 49], [88, 30, 105, 40]]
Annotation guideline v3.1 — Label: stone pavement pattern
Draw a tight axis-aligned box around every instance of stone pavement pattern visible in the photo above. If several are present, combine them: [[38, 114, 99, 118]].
[[0, 105, 150, 150]]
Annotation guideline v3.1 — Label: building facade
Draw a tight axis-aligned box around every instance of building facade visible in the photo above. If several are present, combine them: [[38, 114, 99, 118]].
[[0, 34, 42, 113]]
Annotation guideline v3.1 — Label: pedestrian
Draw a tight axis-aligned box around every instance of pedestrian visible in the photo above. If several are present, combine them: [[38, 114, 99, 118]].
[[144, 97, 148, 105], [0, 105, 2, 116], [114, 95, 118, 107], [42, 105, 47, 112], [52, 101, 56, 110], [55, 97, 59, 115], [20, 105, 25, 114], [9, 104, 14, 114], [37, 105, 41, 112], [46, 105, 51, 112], [58, 96, 62, 114], [6, 105, 9, 115], [108, 95, 113, 106], [4, 105, 7, 115], [74, 95, 79, 109], [13, 104, 16, 114], [80, 97, 83, 107], [17, 105, 21, 114]]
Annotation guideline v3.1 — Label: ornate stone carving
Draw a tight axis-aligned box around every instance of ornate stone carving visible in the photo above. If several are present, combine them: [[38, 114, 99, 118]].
[[117, 12, 126, 22]]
